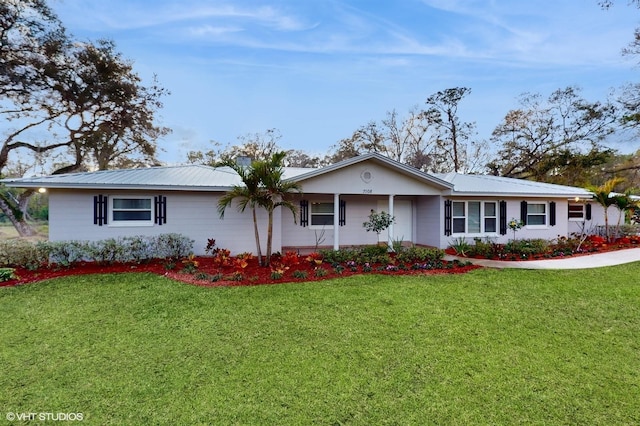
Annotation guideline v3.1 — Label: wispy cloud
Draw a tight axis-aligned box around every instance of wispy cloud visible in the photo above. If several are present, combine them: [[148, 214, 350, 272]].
[[46, 0, 640, 160]]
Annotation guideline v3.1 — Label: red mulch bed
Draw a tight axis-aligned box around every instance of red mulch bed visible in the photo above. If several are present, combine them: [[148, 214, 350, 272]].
[[1, 255, 481, 288]]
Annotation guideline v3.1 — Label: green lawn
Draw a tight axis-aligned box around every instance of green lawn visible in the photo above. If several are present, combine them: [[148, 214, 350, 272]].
[[1, 266, 639, 425]]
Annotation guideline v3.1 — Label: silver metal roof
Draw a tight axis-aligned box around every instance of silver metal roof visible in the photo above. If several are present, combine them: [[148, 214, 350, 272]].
[[2, 165, 239, 191], [1, 164, 316, 191], [2, 157, 592, 198], [435, 172, 593, 198]]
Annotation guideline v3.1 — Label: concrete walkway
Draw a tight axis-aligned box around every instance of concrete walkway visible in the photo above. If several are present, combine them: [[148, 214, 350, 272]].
[[444, 247, 640, 270]]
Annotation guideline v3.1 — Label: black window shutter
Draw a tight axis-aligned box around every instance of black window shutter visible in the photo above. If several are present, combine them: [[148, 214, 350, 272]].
[[155, 195, 167, 225], [93, 195, 108, 226], [499, 200, 507, 235], [444, 200, 452, 236], [586, 204, 592, 220], [300, 200, 308, 227], [549, 201, 556, 226], [339, 200, 346, 226], [520, 201, 528, 225]]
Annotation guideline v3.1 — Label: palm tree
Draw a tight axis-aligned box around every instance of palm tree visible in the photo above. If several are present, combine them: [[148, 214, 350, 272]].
[[587, 177, 625, 242], [252, 151, 302, 266], [612, 189, 638, 238], [217, 160, 265, 265], [217, 151, 302, 267]]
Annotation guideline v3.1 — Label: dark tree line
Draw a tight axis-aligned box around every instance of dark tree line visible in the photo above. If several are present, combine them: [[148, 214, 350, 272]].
[[190, 83, 636, 191], [190, 1, 640, 191]]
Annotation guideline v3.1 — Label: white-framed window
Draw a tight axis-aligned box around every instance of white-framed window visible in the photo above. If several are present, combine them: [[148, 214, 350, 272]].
[[452, 201, 498, 234], [527, 202, 546, 226], [310, 202, 334, 227], [484, 202, 497, 233], [568, 204, 585, 221], [452, 201, 466, 233], [110, 196, 154, 226]]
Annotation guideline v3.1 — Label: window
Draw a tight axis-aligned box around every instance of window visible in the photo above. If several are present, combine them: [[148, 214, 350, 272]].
[[452, 202, 466, 233], [111, 197, 153, 226], [452, 201, 498, 234], [568, 204, 584, 221], [311, 202, 334, 226], [527, 202, 546, 226], [484, 202, 497, 232]]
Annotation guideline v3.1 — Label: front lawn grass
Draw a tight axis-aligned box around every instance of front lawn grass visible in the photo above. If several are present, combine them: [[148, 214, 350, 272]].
[[1, 266, 639, 425]]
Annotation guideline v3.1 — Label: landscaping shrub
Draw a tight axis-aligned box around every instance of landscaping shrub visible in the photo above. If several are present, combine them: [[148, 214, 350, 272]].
[[46, 240, 89, 266], [153, 233, 194, 260], [0, 267, 17, 282], [319, 248, 358, 264], [504, 239, 549, 258], [466, 238, 496, 259], [320, 245, 391, 265], [357, 245, 391, 264], [448, 237, 471, 256], [121, 235, 155, 263], [0, 234, 194, 268], [0, 239, 48, 269], [86, 238, 124, 264], [395, 246, 445, 263]]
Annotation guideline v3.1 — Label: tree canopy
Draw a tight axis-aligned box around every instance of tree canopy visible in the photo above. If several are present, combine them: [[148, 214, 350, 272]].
[[0, 0, 169, 235]]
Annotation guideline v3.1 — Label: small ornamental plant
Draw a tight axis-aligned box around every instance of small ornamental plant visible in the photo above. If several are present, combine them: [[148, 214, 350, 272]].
[[508, 218, 525, 240], [306, 252, 323, 266], [363, 210, 395, 235]]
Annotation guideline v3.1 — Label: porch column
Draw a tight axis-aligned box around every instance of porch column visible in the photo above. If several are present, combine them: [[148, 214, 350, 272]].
[[334, 193, 340, 250], [388, 194, 395, 248]]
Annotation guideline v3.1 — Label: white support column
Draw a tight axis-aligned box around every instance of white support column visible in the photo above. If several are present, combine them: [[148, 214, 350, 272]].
[[334, 193, 340, 250], [388, 194, 395, 249]]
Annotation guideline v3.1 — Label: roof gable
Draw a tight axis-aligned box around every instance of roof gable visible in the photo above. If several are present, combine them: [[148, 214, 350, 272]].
[[292, 152, 453, 192]]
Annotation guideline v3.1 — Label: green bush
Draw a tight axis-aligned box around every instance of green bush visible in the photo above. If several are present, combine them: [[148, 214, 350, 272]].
[[319, 248, 358, 264], [396, 246, 445, 263], [0, 234, 194, 268], [448, 237, 471, 256], [86, 238, 124, 264], [320, 245, 391, 265], [0, 267, 17, 282], [154, 233, 194, 260], [43, 240, 88, 267], [357, 245, 390, 264], [0, 240, 49, 269], [120, 236, 154, 263], [504, 239, 550, 258], [292, 270, 308, 279]]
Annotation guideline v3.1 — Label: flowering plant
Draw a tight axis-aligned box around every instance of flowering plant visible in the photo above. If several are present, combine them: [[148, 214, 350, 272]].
[[508, 218, 524, 240]]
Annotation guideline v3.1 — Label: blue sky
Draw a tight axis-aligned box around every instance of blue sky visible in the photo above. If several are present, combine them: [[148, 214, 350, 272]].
[[50, 0, 640, 163]]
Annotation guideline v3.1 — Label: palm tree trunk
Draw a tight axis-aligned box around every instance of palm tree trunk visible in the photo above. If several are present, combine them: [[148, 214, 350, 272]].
[[265, 209, 274, 267], [252, 207, 263, 266]]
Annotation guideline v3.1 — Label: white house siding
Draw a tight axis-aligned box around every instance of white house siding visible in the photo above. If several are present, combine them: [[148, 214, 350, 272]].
[[569, 204, 624, 236], [298, 160, 444, 196], [281, 194, 420, 250], [415, 196, 442, 247], [437, 197, 579, 249], [48, 189, 275, 255]]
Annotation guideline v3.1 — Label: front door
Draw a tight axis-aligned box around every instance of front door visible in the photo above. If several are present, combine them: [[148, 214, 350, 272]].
[[377, 200, 412, 244]]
